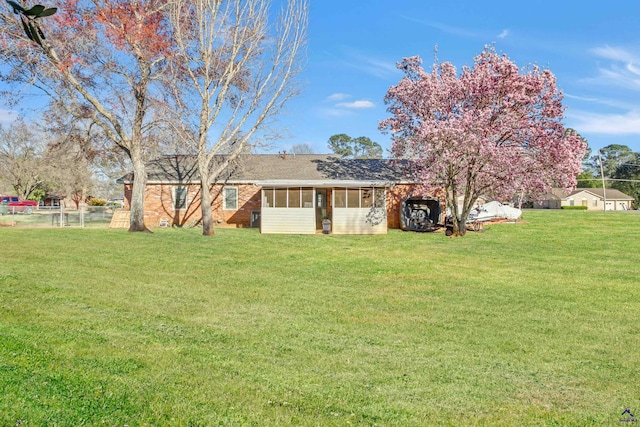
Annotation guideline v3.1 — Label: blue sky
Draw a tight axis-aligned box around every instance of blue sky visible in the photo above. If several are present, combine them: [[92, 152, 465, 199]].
[[1, 1, 638, 157], [276, 0, 640, 156]]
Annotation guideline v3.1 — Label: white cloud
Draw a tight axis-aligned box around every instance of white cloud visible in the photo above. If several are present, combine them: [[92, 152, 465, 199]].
[[585, 45, 640, 91], [0, 109, 18, 125], [335, 100, 375, 109], [568, 46, 640, 138], [590, 45, 637, 63], [627, 63, 640, 77], [399, 15, 480, 38], [340, 48, 401, 80], [326, 93, 350, 102], [498, 29, 509, 39], [354, 55, 399, 79], [566, 110, 640, 135], [564, 93, 638, 110], [564, 93, 600, 102]]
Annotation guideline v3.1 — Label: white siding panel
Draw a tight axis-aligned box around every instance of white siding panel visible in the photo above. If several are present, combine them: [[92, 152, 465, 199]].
[[332, 208, 387, 235], [261, 208, 315, 234]]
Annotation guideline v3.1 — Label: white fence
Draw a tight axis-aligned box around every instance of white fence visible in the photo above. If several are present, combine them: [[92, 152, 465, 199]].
[[0, 204, 115, 228]]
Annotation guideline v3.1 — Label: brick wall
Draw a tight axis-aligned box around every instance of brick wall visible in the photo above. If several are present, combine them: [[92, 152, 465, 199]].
[[386, 184, 446, 229], [125, 183, 261, 228], [125, 182, 440, 230]]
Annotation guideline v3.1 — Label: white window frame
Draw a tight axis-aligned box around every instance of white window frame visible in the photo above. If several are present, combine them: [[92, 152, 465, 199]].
[[173, 186, 188, 210], [223, 186, 238, 210], [261, 187, 314, 208], [333, 187, 386, 209]]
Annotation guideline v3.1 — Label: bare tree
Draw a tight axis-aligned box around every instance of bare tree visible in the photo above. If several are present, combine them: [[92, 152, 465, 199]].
[[46, 144, 95, 208], [0, 120, 49, 199], [0, 0, 174, 231], [167, 0, 308, 235], [0, 113, 106, 206], [291, 143, 314, 154], [44, 122, 97, 209]]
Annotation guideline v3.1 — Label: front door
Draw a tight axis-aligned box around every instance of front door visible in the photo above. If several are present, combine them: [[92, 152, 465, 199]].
[[316, 188, 327, 229]]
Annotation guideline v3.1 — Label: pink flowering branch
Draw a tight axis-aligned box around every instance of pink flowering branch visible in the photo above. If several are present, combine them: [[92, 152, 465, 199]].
[[380, 46, 587, 236]]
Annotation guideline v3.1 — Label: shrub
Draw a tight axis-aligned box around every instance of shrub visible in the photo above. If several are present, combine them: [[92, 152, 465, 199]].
[[561, 205, 588, 210], [87, 198, 107, 206]]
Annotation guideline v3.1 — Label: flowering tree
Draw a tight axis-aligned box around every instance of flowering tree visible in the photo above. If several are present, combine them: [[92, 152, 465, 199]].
[[0, 0, 173, 231], [166, 0, 308, 236], [380, 47, 586, 236]]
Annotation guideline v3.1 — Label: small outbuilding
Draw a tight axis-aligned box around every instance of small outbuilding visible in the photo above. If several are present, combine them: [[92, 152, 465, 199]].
[[400, 197, 444, 232]]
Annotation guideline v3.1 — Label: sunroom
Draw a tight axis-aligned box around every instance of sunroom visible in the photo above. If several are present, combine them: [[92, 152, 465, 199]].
[[259, 183, 388, 235]]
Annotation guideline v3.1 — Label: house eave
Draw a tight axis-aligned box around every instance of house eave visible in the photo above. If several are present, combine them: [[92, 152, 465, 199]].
[[120, 179, 415, 187], [253, 180, 397, 187], [120, 179, 257, 185]]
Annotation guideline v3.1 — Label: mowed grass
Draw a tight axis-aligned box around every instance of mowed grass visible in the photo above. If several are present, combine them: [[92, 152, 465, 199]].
[[1, 210, 639, 426]]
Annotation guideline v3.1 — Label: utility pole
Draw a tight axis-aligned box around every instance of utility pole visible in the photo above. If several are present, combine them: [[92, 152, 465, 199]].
[[598, 150, 607, 212]]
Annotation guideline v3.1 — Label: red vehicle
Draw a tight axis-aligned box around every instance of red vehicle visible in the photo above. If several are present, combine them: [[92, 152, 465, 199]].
[[0, 195, 38, 214]]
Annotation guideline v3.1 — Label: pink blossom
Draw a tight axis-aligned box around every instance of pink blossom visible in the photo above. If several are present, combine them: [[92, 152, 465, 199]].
[[380, 46, 586, 236]]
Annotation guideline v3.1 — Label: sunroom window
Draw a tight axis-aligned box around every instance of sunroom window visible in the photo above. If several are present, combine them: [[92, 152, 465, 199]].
[[347, 189, 360, 208], [334, 188, 346, 208], [301, 188, 313, 208], [275, 188, 287, 207], [262, 187, 315, 208], [374, 188, 385, 208], [334, 187, 385, 208]]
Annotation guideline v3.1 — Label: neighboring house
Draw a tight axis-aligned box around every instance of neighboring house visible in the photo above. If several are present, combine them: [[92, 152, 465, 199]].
[[534, 188, 634, 211], [118, 154, 435, 234], [39, 195, 63, 207], [531, 188, 565, 209]]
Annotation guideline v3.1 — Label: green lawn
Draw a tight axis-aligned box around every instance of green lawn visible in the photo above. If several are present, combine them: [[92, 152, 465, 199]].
[[1, 210, 639, 426]]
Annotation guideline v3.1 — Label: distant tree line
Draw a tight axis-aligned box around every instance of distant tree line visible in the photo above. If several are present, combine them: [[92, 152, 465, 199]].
[[578, 143, 640, 209], [0, 117, 122, 208], [327, 134, 383, 159]]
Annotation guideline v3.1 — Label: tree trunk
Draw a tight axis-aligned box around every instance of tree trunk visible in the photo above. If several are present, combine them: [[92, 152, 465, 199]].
[[447, 185, 468, 237], [128, 154, 150, 232], [198, 158, 215, 236], [200, 180, 215, 236], [452, 216, 467, 237]]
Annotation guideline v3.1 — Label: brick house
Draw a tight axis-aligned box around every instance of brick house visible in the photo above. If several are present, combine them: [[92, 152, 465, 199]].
[[119, 154, 435, 234]]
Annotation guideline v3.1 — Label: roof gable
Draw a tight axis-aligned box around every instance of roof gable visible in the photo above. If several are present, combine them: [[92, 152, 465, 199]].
[[568, 188, 633, 200]]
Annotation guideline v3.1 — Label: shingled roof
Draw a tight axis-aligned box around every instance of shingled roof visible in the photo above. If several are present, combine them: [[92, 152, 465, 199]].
[[118, 154, 415, 185], [568, 188, 634, 200]]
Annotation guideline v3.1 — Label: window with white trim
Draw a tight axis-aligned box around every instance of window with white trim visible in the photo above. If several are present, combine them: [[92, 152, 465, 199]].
[[173, 186, 187, 210], [333, 187, 386, 208], [262, 188, 314, 208], [223, 187, 238, 210]]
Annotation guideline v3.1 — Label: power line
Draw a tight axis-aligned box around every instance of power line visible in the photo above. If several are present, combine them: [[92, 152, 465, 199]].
[[577, 178, 640, 183]]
